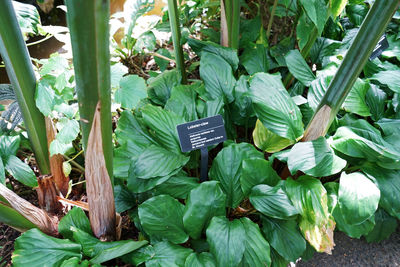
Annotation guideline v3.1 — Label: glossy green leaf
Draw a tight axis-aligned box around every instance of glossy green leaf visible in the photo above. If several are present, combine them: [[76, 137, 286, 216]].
[[141, 105, 184, 153], [240, 217, 271, 267], [147, 69, 181, 106], [300, 0, 327, 34], [200, 52, 236, 103], [330, 0, 348, 17], [276, 137, 346, 177], [187, 38, 239, 70], [132, 144, 188, 179], [144, 241, 192, 267], [115, 75, 147, 109], [250, 184, 298, 219], [308, 74, 332, 110], [286, 176, 335, 253], [13, 1, 41, 38], [127, 164, 177, 193], [138, 195, 188, 244], [206, 217, 245, 267], [261, 217, 306, 262], [0, 157, 5, 185], [58, 207, 92, 240], [56, 118, 80, 144], [285, 50, 315, 86], [12, 229, 82, 267], [338, 172, 380, 225], [371, 70, 400, 93], [240, 44, 269, 75], [250, 73, 304, 141], [183, 181, 226, 239], [114, 184, 136, 213], [184, 252, 216, 267], [209, 143, 263, 208], [365, 84, 387, 121], [346, 4, 369, 26], [154, 48, 171, 71], [342, 79, 371, 116], [362, 164, 400, 220], [71, 227, 147, 264], [241, 158, 280, 196], [364, 208, 398, 243], [35, 78, 55, 117], [0, 201, 36, 232], [165, 83, 198, 122], [331, 120, 400, 169], [60, 257, 90, 267], [252, 120, 294, 153], [5, 155, 37, 187], [153, 175, 199, 199], [296, 12, 316, 51]]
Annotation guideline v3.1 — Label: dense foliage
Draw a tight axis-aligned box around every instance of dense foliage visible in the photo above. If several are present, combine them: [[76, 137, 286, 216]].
[[1, 0, 400, 266]]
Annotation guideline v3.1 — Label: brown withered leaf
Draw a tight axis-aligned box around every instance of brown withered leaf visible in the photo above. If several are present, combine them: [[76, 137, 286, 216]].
[[85, 102, 116, 241]]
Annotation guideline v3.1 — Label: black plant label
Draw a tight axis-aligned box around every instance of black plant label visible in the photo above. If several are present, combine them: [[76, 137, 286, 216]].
[[370, 34, 389, 60], [177, 115, 227, 153]]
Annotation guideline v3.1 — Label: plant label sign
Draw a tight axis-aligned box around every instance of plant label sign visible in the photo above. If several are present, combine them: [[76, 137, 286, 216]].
[[370, 34, 389, 60], [176, 115, 227, 153], [177, 115, 227, 182]]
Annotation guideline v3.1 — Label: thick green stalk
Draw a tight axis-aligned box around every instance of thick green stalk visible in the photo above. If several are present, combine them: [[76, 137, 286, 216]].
[[65, 0, 113, 178], [304, 0, 399, 141], [0, 0, 50, 174], [229, 0, 240, 49], [266, 0, 279, 39], [167, 0, 187, 84], [0, 201, 36, 232], [220, 0, 240, 49]]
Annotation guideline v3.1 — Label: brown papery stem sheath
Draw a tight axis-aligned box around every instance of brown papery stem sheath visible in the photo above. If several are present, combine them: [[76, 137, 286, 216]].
[[85, 102, 116, 241]]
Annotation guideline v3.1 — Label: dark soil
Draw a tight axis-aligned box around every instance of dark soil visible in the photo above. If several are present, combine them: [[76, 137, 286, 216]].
[[297, 229, 400, 267], [0, 224, 20, 266]]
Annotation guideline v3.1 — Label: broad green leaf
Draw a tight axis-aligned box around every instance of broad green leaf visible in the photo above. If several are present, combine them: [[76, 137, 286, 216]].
[[299, 0, 328, 34], [276, 137, 346, 177], [331, 120, 400, 169], [147, 69, 181, 105], [209, 143, 263, 208], [342, 79, 371, 116], [153, 175, 199, 199], [261, 217, 306, 262], [296, 12, 315, 51], [285, 50, 315, 86], [240, 217, 271, 267], [206, 217, 245, 267], [377, 118, 400, 137], [364, 209, 398, 243], [35, 78, 56, 117], [138, 195, 188, 244], [200, 52, 236, 103], [0, 157, 5, 184], [183, 181, 226, 239], [231, 75, 254, 125], [250, 73, 304, 141], [252, 120, 294, 153], [71, 227, 147, 264], [145, 241, 192, 267], [134, 31, 156, 52], [56, 118, 80, 144], [12, 229, 81, 267], [330, 0, 348, 17], [371, 70, 400, 93], [49, 140, 73, 157], [326, 181, 375, 238], [338, 172, 380, 225], [240, 44, 269, 75], [58, 207, 92, 240], [346, 4, 368, 26], [110, 62, 128, 89], [132, 145, 188, 179], [165, 83, 199, 122], [250, 184, 298, 219], [308, 74, 332, 110], [121, 245, 155, 266], [0, 135, 20, 156], [60, 257, 90, 267], [184, 252, 216, 267], [13, 1, 41, 38], [141, 105, 184, 153], [115, 75, 147, 109], [154, 48, 171, 71], [286, 176, 335, 253], [114, 184, 136, 213], [362, 164, 400, 220], [187, 38, 239, 70], [5, 155, 37, 187], [365, 84, 387, 121], [241, 158, 281, 196]]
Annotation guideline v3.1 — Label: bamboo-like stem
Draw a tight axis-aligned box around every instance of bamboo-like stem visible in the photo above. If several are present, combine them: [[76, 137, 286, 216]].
[[65, 0, 113, 180], [230, 0, 240, 49], [220, 0, 240, 49], [0, 0, 50, 174], [266, 0, 279, 39], [304, 0, 399, 141], [167, 0, 187, 84], [0, 183, 58, 235], [220, 0, 229, 47]]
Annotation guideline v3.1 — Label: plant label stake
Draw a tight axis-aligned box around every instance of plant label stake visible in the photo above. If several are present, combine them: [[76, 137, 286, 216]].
[[370, 34, 389, 60], [177, 115, 227, 182]]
